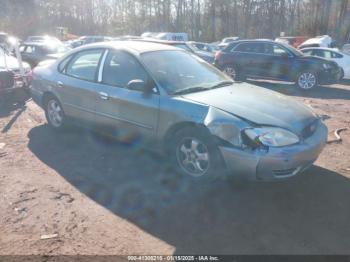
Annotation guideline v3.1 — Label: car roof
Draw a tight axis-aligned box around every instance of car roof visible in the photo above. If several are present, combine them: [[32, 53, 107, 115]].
[[74, 40, 181, 54], [22, 41, 58, 46], [240, 39, 274, 42], [227, 39, 276, 45], [132, 38, 186, 45]]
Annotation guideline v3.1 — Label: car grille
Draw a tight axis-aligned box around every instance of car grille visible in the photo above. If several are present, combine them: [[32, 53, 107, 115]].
[[273, 168, 297, 177], [301, 119, 319, 139]]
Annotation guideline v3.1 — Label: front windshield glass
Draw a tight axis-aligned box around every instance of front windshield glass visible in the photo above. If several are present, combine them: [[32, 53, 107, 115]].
[[141, 50, 232, 95]]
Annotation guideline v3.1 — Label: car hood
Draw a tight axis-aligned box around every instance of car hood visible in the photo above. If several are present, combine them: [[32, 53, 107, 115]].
[[182, 83, 317, 135]]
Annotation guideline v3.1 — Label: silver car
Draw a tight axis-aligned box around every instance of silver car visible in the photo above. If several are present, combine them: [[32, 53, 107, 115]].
[[30, 41, 328, 181]]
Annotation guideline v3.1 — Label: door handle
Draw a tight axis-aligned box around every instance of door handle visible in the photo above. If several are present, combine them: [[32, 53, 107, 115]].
[[99, 92, 109, 100], [57, 81, 64, 88]]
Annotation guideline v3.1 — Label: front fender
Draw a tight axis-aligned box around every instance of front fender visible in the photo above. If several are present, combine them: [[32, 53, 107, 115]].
[[204, 107, 251, 147]]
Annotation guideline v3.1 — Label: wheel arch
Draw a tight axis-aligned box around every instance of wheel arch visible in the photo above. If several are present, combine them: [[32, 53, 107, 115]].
[[162, 121, 209, 153], [42, 91, 60, 107]]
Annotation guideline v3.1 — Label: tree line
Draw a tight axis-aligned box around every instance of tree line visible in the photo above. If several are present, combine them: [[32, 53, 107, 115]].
[[0, 0, 350, 43]]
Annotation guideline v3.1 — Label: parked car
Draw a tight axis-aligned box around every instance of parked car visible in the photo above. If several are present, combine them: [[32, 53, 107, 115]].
[[298, 35, 336, 49], [153, 32, 189, 42], [0, 32, 20, 53], [342, 44, 350, 55], [68, 39, 85, 49], [20, 41, 69, 68], [133, 39, 214, 63], [214, 39, 341, 90], [80, 36, 113, 45], [30, 41, 327, 180], [275, 36, 309, 48], [188, 41, 215, 53], [26, 35, 62, 44], [300, 47, 350, 80], [218, 37, 240, 49], [0, 46, 32, 98]]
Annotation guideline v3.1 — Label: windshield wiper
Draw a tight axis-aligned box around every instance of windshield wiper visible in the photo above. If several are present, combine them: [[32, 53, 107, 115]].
[[209, 80, 234, 89], [172, 86, 209, 95]]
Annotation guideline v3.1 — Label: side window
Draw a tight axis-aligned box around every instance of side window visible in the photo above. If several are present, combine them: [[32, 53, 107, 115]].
[[235, 43, 262, 53], [19, 45, 26, 52], [322, 51, 332, 59], [102, 51, 149, 89], [312, 50, 325, 58], [25, 46, 35, 54], [66, 49, 104, 81], [272, 44, 289, 56], [332, 52, 343, 59], [58, 55, 73, 73], [302, 50, 313, 56]]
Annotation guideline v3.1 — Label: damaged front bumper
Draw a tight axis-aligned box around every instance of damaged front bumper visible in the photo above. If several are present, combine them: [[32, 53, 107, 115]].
[[219, 121, 328, 181]]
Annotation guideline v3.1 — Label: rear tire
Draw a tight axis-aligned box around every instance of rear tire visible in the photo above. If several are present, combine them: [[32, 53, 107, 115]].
[[296, 71, 318, 90], [44, 96, 66, 131]]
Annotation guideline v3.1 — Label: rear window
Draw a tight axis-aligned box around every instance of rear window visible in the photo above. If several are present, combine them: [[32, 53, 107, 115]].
[[65, 49, 104, 81]]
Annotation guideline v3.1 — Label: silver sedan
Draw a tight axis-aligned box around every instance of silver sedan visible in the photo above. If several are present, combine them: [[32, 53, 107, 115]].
[[30, 41, 328, 180]]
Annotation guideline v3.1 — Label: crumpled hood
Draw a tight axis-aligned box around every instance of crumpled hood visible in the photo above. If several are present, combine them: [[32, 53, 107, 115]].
[[182, 83, 318, 135]]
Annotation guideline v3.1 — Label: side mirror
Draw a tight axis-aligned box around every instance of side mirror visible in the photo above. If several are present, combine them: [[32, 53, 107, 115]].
[[127, 79, 157, 94], [127, 79, 146, 92]]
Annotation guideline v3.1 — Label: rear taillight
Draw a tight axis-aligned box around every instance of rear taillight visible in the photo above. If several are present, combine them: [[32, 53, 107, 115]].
[[215, 51, 221, 61]]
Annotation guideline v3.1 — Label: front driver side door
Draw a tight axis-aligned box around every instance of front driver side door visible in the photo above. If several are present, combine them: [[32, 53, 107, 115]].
[[94, 50, 159, 144]]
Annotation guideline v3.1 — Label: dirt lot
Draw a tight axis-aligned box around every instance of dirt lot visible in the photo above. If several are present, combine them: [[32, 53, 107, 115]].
[[0, 81, 350, 256]]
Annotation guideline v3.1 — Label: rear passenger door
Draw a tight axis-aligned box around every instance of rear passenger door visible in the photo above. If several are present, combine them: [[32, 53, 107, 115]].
[[94, 50, 159, 142], [233, 42, 265, 77], [57, 48, 105, 123]]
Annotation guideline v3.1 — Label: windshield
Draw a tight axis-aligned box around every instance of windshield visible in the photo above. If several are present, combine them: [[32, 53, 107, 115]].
[[141, 50, 232, 95]]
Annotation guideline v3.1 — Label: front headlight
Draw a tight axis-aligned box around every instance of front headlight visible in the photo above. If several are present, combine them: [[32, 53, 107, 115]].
[[323, 63, 331, 70], [244, 127, 300, 147]]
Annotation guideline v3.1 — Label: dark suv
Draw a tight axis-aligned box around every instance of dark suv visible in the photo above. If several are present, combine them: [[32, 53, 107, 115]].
[[214, 40, 341, 90]]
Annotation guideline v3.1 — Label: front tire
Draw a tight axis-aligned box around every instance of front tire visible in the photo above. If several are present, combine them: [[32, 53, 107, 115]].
[[171, 127, 226, 180], [296, 71, 318, 90], [44, 96, 66, 130]]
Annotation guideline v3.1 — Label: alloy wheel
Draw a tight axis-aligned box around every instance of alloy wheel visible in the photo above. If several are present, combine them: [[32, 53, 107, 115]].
[[176, 137, 210, 177], [298, 72, 316, 90], [47, 99, 63, 127], [224, 66, 237, 80]]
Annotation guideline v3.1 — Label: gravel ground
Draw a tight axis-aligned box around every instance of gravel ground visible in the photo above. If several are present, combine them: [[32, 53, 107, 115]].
[[0, 81, 349, 256]]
